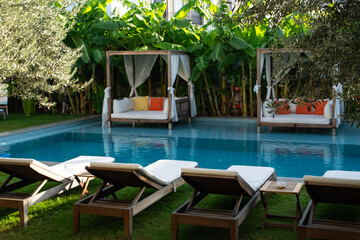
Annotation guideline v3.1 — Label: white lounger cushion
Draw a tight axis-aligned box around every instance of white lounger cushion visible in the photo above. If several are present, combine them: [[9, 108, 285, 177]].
[[90, 160, 198, 186], [142, 160, 197, 185], [111, 111, 168, 120], [227, 165, 275, 192], [323, 170, 360, 180], [50, 156, 115, 178], [262, 114, 330, 125]]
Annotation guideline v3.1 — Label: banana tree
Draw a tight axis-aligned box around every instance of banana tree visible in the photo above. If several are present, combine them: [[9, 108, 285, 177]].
[[230, 24, 271, 117]]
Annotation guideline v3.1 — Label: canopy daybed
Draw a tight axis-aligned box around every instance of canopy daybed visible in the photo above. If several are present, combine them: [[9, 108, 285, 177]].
[[102, 50, 197, 130], [255, 48, 343, 135]]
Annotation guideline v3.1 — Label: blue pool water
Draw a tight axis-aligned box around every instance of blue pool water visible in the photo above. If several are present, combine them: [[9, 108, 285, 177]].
[[0, 118, 360, 178]]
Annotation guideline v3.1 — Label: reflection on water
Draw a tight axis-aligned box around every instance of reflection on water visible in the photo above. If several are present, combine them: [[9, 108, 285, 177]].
[[0, 120, 359, 178]]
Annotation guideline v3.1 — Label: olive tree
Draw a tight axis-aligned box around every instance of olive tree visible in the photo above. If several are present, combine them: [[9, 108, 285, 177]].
[[0, 0, 82, 108]]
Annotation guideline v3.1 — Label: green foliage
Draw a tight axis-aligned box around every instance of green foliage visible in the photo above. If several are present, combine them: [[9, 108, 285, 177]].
[[0, 0, 82, 107]]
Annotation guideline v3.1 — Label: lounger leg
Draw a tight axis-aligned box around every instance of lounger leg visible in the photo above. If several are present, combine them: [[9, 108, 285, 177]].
[[297, 226, 306, 240], [229, 221, 238, 240], [124, 209, 133, 239], [168, 123, 172, 130], [19, 203, 28, 227], [73, 205, 80, 233], [171, 214, 179, 240]]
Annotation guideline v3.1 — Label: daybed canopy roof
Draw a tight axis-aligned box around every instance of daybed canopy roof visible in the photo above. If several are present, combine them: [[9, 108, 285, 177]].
[[102, 50, 197, 127]]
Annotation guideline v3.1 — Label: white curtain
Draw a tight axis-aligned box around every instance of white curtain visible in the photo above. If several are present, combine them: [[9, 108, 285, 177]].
[[265, 54, 274, 99], [178, 55, 197, 117], [333, 83, 344, 127], [169, 55, 180, 122], [124, 55, 158, 97], [102, 87, 111, 128]]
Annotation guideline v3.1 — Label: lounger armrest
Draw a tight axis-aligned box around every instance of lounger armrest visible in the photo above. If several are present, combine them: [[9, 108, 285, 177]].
[[89, 162, 141, 170], [304, 175, 360, 188]]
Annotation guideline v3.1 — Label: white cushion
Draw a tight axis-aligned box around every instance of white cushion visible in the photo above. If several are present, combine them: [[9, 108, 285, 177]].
[[227, 165, 275, 191], [163, 98, 169, 114], [127, 98, 134, 110], [323, 101, 332, 119], [113, 99, 131, 113], [90, 160, 198, 186], [111, 111, 168, 120], [289, 101, 297, 113], [323, 170, 360, 180], [50, 156, 115, 177], [142, 159, 198, 185], [262, 114, 331, 124], [262, 99, 273, 117]]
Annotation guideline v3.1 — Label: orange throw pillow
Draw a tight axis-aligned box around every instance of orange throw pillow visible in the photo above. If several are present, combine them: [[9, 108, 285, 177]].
[[149, 97, 164, 111], [275, 100, 290, 114], [296, 100, 312, 114], [314, 100, 328, 115]]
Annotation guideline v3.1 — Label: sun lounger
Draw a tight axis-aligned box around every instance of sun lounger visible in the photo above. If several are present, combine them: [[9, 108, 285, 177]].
[[298, 170, 360, 240], [73, 159, 198, 239], [171, 165, 276, 240], [0, 156, 114, 227]]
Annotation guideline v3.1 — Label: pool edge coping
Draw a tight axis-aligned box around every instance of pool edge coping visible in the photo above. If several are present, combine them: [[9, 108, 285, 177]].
[[0, 115, 100, 138]]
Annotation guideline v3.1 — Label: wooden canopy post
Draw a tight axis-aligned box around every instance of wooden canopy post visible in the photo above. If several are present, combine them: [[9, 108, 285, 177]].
[[167, 51, 172, 130], [331, 86, 336, 135], [187, 55, 192, 123], [106, 51, 112, 128], [256, 49, 262, 132]]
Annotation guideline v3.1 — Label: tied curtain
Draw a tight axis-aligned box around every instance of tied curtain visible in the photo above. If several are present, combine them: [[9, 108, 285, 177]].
[[102, 87, 111, 128], [169, 55, 179, 122], [124, 55, 158, 97], [163, 54, 198, 121], [177, 55, 197, 117]]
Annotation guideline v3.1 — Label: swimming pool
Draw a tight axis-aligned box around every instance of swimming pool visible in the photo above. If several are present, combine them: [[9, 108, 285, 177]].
[[0, 117, 359, 178]]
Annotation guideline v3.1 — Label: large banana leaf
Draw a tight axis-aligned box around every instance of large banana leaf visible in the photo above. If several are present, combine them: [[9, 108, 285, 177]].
[[230, 36, 256, 57], [93, 21, 119, 30], [152, 42, 186, 51], [211, 42, 227, 61]]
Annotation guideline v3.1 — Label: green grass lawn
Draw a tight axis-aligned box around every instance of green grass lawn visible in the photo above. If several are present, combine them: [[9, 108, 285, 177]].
[[0, 174, 313, 240], [0, 113, 88, 133]]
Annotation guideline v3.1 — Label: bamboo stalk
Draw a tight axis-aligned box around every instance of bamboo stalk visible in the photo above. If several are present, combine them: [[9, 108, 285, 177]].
[[203, 72, 216, 116], [66, 88, 76, 115]]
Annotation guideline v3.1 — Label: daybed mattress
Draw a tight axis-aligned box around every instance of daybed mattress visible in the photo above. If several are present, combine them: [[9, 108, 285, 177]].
[[262, 114, 331, 125], [111, 111, 168, 120]]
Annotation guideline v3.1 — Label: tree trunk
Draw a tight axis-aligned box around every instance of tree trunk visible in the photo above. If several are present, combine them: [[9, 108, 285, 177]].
[[75, 93, 80, 114], [212, 88, 221, 116], [48, 93, 56, 114], [200, 86, 207, 115], [66, 88, 76, 115], [249, 68, 254, 118], [230, 82, 238, 116], [148, 75, 152, 97], [242, 64, 248, 117], [203, 72, 216, 116], [220, 73, 227, 116]]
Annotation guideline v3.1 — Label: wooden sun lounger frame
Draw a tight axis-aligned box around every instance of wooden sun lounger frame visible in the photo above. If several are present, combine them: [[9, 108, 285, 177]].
[[73, 166, 186, 239], [0, 162, 80, 227], [298, 176, 360, 239], [171, 170, 276, 240]]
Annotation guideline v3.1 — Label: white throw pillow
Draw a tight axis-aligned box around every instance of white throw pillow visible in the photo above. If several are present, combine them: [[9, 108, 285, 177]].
[[163, 98, 168, 114], [323, 102, 333, 119], [289, 100, 297, 113], [262, 99, 273, 117], [113, 99, 130, 113], [126, 98, 134, 111]]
